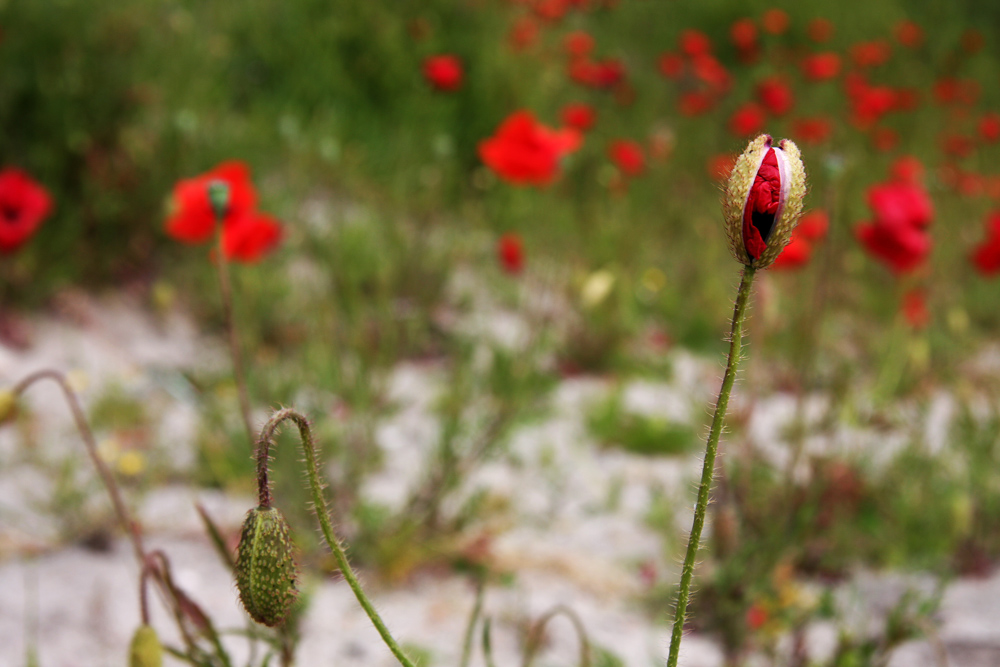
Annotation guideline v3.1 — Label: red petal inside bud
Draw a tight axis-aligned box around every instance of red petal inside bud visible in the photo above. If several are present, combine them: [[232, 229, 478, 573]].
[[742, 148, 782, 259]]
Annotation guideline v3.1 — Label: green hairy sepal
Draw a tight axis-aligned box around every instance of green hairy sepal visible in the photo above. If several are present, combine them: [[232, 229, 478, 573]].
[[235, 506, 299, 626]]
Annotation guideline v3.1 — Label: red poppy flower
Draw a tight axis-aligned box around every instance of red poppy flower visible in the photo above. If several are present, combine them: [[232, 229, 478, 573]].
[[730, 18, 757, 51], [756, 77, 794, 116], [560, 103, 596, 131], [850, 40, 891, 68], [729, 103, 766, 138], [423, 55, 463, 92], [980, 113, 1000, 143], [797, 210, 829, 241], [497, 232, 525, 274], [962, 29, 984, 54], [221, 213, 283, 263], [770, 234, 812, 270], [609, 139, 644, 177], [564, 30, 594, 59], [691, 54, 731, 91], [166, 162, 257, 244], [855, 182, 933, 274], [679, 29, 711, 57], [534, 0, 570, 21], [658, 52, 684, 79], [746, 604, 769, 631], [871, 127, 899, 152], [0, 168, 53, 253], [801, 52, 840, 81], [901, 289, 929, 328], [890, 156, 924, 184], [509, 16, 540, 51], [807, 18, 834, 43], [761, 8, 789, 35], [679, 91, 714, 117], [894, 20, 924, 48], [893, 88, 920, 111], [941, 134, 973, 159], [971, 212, 1000, 276], [478, 110, 582, 186], [848, 84, 896, 128], [792, 116, 833, 145], [569, 58, 625, 88], [708, 153, 738, 182]]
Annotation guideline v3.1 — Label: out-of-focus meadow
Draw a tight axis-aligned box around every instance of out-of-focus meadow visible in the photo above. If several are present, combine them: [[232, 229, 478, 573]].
[[4, 0, 1000, 665]]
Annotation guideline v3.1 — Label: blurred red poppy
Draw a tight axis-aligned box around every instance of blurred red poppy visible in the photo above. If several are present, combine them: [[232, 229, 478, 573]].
[[564, 30, 594, 58], [0, 168, 53, 254], [222, 214, 283, 263], [423, 55, 464, 92], [729, 103, 766, 137], [848, 83, 896, 128], [561, 103, 596, 131], [798, 210, 829, 241], [509, 16, 540, 51], [807, 17, 834, 43], [770, 234, 812, 270], [679, 91, 714, 117], [894, 20, 924, 48], [479, 110, 582, 186], [756, 77, 794, 116], [658, 52, 684, 79], [166, 161, 257, 244], [679, 29, 711, 57], [609, 140, 644, 177], [691, 54, 731, 91], [871, 127, 899, 152], [941, 134, 973, 159], [855, 182, 933, 274], [569, 58, 625, 88], [801, 52, 840, 81], [497, 233, 525, 274], [901, 289, 929, 328], [708, 153, 737, 182], [971, 212, 1000, 276], [890, 156, 924, 184], [979, 113, 1000, 143], [730, 18, 757, 51], [761, 8, 789, 35], [850, 40, 891, 68], [792, 116, 833, 144]]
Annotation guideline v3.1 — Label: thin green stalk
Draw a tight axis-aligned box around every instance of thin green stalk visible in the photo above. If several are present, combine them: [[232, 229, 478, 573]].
[[666, 266, 757, 667], [459, 579, 485, 667], [256, 408, 416, 667], [214, 226, 255, 448]]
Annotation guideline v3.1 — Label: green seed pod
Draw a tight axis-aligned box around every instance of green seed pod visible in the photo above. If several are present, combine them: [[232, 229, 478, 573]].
[[129, 625, 163, 667], [723, 134, 807, 269], [235, 506, 298, 627]]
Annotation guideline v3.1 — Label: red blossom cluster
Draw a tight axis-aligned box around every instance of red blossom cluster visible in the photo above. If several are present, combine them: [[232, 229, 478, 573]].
[[0, 168, 52, 254], [423, 55, 464, 92], [855, 175, 934, 274], [165, 162, 282, 263], [497, 232, 525, 274], [970, 212, 1000, 276], [771, 211, 828, 270]]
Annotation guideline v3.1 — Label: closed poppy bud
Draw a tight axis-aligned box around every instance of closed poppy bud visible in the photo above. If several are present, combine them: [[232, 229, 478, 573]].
[[128, 625, 162, 667], [723, 134, 806, 268], [235, 506, 298, 627]]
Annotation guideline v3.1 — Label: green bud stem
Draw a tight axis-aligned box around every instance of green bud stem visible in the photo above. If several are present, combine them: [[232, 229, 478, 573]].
[[255, 408, 417, 667], [666, 265, 757, 667], [13, 369, 145, 563]]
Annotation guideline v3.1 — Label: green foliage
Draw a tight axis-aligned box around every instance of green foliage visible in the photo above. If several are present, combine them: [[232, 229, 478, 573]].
[[587, 391, 697, 456]]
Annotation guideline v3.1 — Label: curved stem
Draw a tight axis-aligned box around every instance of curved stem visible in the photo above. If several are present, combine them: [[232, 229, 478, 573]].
[[666, 266, 757, 667], [256, 408, 416, 667], [12, 369, 145, 562], [215, 227, 255, 448], [522, 604, 591, 667]]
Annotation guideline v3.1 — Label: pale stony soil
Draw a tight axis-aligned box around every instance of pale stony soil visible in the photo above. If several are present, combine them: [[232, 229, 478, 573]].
[[0, 295, 998, 667]]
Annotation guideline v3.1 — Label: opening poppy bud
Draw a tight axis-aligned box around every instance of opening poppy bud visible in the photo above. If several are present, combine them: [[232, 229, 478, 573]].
[[723, 134, 807, 268], [235, 506, 299, 627], [128, 625, 163, 667]]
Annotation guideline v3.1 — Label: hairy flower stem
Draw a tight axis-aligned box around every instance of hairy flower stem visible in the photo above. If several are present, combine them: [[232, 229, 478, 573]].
[[13, 369, 146, 562], [255, 408, 416, 667], [666, 266, 757, 667], [215, 227, 255, 447]]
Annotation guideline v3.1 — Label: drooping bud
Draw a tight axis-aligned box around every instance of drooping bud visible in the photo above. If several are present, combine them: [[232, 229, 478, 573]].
[[235, 506, 298, 627], [723, 134, 807, 268], [128, 625, 163, 667], [207, 180, 231, 221]]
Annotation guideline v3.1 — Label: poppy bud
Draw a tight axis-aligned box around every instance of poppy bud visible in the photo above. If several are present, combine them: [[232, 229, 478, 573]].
[[723, 134, 807, 268], [235, 506, 298, 626], [128, 625, 163, 667], [0, 390, 17, 425], [207, 180, 231, 220]]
